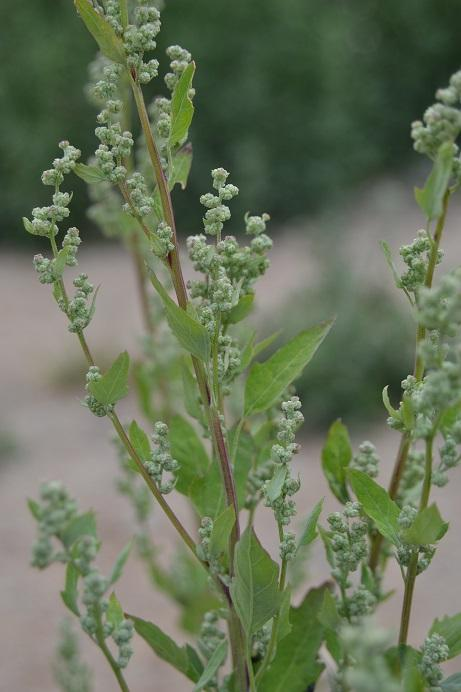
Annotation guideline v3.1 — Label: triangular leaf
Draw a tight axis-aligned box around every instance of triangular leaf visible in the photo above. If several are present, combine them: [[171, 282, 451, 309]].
[[60, 562, 80, 617], [87, 351, 130, 406], [403, 504, 449, 546], [61, 512, 97, 549], [348, 469, 400, 545], [170, 62, 195, 146], [430, 614, 461, 659], [321, 420, 351, 504], [106, 592, 124, 628], [298, 498, 324, 548], [74, 0, 126, 64], [169, 415, 209, 496], [109, 541, 132, 585], [415, 142, 453, 220]]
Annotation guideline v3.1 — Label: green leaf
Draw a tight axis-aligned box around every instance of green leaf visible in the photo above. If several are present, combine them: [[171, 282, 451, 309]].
[[348, 469, 400, 544], [128, 420, 151, 462], [258, 586, 326, 692], [321, 420, 352, 504], [415, 142, 453, 220], [130, 615, 201, 682], [277, 588, 292, 643], [244, 321, 333, 416], [106, 592, 124, 628], [265, 465, 287, 503], [229, 427, 254, 508], [169, 145, 193, 191], [149, 271, 210, 362], [193, 639, 227, 691], [209, 505, 235, 560], [298, 498, 324, 548], [189, 462, 225, 519], [60, 562, 80, 617], [382, 384, 401, 419], [252, 331, 282, 359], [170, 62, 196, 146], [61, 512, 97, 549], [226, 294, 255, 325], [230, 527, 281, 636], [442, 673, 461, 690], [22, 216, 47, 237], [380, 240, 402, 289], [403, 503, 449, 545], [54, 247, 70, 277], [87, 351, 130, 406], [181, 360, 205, 423], [430, 614, 461, 659], [27, 498, 41, 521], [74, 162, 106, 184], [169, 415, 210, 496], [109, 541, 132, 585], [74, 0, 126, 64], [317, 587, 339, 631]]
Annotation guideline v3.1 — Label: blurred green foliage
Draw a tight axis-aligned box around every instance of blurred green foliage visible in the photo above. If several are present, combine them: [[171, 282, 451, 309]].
[[2, 0, 461, 243]]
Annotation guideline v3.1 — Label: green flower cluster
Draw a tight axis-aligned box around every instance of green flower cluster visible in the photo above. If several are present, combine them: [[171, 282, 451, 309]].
[[398, 230, 443, 295], [31, 482, 78, 569], [350, 441, 380, 478], [396, 506, 436, 574], [54, 619, 92, 692], [84, 366, 114, 417], [419, 633, 449, 689], [197, 611, 226, 688], [124, 4, 161, 84], [144, 421, 179, 494]]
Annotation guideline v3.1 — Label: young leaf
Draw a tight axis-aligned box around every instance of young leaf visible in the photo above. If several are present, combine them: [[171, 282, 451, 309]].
[[149, 271, 210, 362], [189, 461, 225, 519], [169, 415, 209, 495], [61, 511, 97, 549], [265, 465, 287, 503], [209, 505, 235, 559], [27, 498, 42, 521], [74, 162, 106, 184], [169, 145, 193, 191], [130, 614, 201, 682], [348, 469, 400, 544], [180, 360, 205, 423], [298, 498, 324, 548], [403, 504, 449, 545], [442, 673, 461, 690], [106, 592, 124, 628], [415, 141, 453, 220], [380, 240, 402, 289], [109, 541, 132, 585], [321, 420, 351, 504], [54, 247, 70, 277], [230, 528, 281, 636], [244, 320, 333, 416], [258, 586, 326, 692], [317, 587, 340, 630], [87, 351, 130, 406], [60, 562, 80, 617], [129, 420, 151, 461], [226, 294, 255, 325], [74, 0, 126, 64], [193, 639, 227, 692], [170, 62, 196, 146], [430, 614, 461, 659]]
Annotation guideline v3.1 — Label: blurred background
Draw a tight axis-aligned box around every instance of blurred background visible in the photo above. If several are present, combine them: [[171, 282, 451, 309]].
[[2, 0, 461, 690]]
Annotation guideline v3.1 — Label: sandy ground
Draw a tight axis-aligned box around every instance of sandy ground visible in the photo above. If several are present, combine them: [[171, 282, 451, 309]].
[[2, 177, 461, 690]]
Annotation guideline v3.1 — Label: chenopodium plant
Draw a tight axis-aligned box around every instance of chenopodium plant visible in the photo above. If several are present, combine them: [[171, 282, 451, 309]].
[[23, 1, 461, 691]]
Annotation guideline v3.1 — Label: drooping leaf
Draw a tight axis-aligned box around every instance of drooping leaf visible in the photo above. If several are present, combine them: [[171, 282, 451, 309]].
[[403, 504, 449, 546], [321, 420, 352, 504], [74, 0, 126, 64], [87, 351, 130, 406], [226, 294, 255, 325], [106, 592, 124, 628], [209, 505, 235, 560], [181, 360, 204, 422], [169, 145, 193, 190], [298, 498, 324, 548], [430, 614, 461, 659], [60, 562, 80, 617], [230, 428, 254, 508], [189, 461, 225, 519], [61, 512, 97, 549], [258, 586, 326, 692], [74, 162, 106, 184], [109, 541, 132, 585], [169, 415, 209, 496], [380, 240, 402, 289], [244, 321, 333, 416], [348, 469, 400, 544], [230, 528, 280, 636], [170, 62, 196, 146], [149, 271, 210, 362], [193, 639, 227, 691], [415, 142, 453, 220], [129, 420, 151, 461], [130, 614, 202, 682]]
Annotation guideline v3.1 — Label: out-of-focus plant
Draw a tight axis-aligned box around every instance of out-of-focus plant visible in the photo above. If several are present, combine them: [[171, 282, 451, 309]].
[[24, 1, 461, 690]]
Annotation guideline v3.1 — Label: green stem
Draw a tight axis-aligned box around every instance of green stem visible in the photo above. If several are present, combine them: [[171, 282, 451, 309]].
[[94, 605, 130, 692], [119, 0, 128, 30], [398, 434, 434, 645]]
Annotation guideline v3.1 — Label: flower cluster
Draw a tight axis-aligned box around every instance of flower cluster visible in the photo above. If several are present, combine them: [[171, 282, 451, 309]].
[[350, 441, 380, 478], [54, 619, 93, 692], [30, 482, 78, 569], [66, 273, 96, 334], [263, 397, 303, 560], [419, 633, 449, 689], [144, 422, 179, 494], [84, 366, 114, 418], [197, 611, 226, 687], [326, 502, 375, 620], [396, 506, 436, 575], [398, 230, 443, 295], [123, 4, 161, 84]]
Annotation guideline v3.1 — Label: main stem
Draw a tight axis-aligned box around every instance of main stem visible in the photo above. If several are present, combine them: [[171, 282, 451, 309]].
[[129, 72, 247, 689], [370, 191, 450, 572], [398, 435, 434, 645]]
